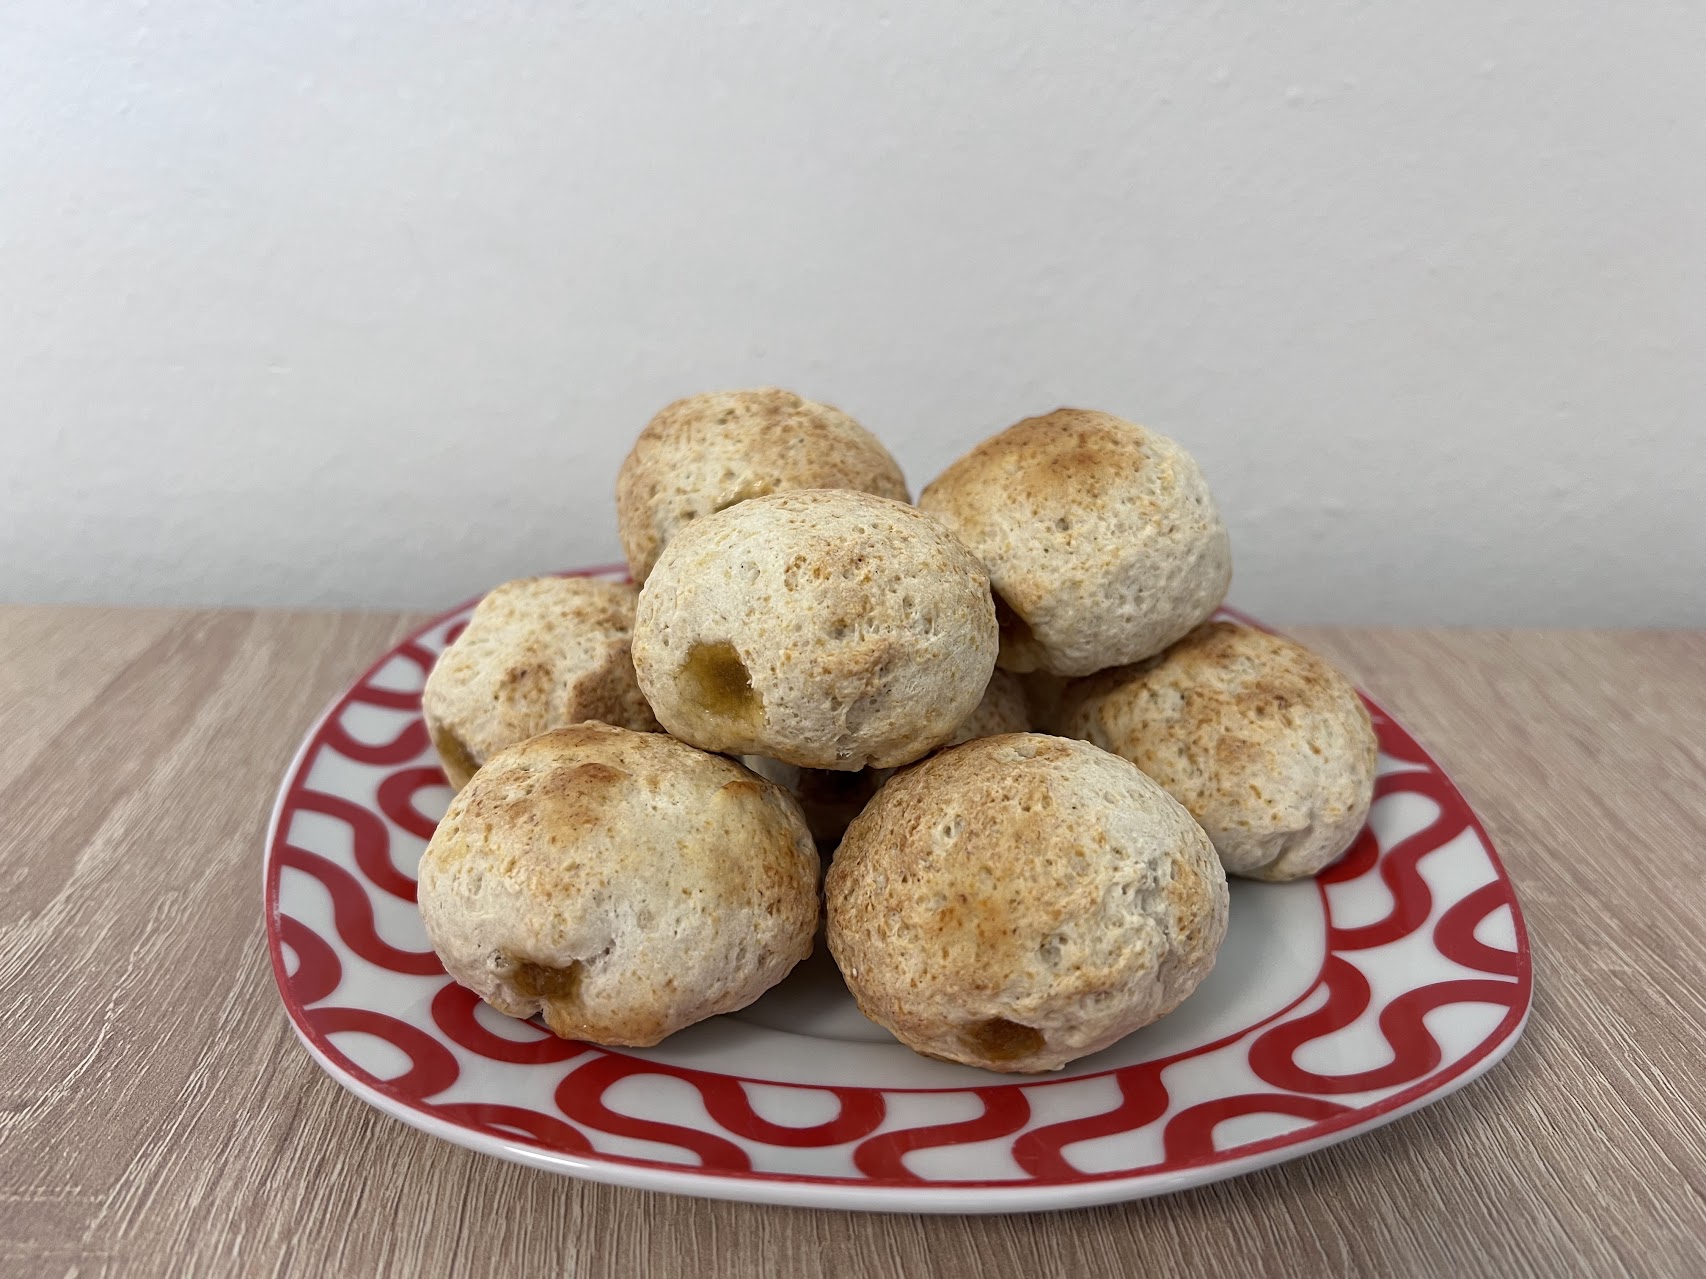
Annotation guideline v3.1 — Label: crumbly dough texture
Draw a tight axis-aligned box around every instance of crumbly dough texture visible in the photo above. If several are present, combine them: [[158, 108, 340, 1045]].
[[1052, 622, 1378, 881], [742, 669, 1031, 846], [740, 756, 887, 848], [826, 734, 1228, 1073], [918, 408, 1232, 677], [941, 667, 1031, 749], [617, 388, 910, 583], [421, 576, 660, 789], [417, 724, 820, 1047], [1018, 671, 1072, 730], [632, 489, 999, 770]]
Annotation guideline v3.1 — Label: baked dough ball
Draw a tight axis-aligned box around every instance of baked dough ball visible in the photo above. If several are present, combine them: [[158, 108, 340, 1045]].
[[417, 724, 819, 1047], [1053, 622, 1378, 882], [918, 409, 1232, 677], [742, 670, 1031, 846], [1018, 672, 1071, 730], [616, 388, 910, 583], [633, 489, 998, 770], [741, 757, 886, 848], [827, 734, 1228, 1073], [422, 576, 659, 790], [941, 667, 1030, 749]]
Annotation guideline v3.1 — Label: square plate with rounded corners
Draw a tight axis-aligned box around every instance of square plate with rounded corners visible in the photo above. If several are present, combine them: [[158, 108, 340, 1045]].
[[265, 566, 1530, 1213]]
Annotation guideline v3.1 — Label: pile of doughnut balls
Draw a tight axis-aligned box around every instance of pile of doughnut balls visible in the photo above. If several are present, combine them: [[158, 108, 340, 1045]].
[[416, 389, 1378, 1073]]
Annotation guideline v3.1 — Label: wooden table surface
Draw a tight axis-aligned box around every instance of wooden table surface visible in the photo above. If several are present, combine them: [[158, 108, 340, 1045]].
[[2, 606, 1704, 1278]]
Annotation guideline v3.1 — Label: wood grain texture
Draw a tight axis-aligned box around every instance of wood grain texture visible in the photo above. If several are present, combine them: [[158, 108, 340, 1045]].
[[2, 608, 1703, 1278]]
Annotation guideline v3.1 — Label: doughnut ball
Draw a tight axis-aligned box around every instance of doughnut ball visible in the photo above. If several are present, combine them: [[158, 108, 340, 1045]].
[[632, 489, 998, 770], [741, 757, 887, 849], [1018, 671, 1072, 730], [826, 734, 1228, 1073], [616, 388, 909, 583], [1053, 622, 1378, 881], [918, 409, 1232, 677], [742, 670, 1031, 847], [940, 667, 1030, 750], [422, 576, 659, 790], [417, 724, 819, 1047]]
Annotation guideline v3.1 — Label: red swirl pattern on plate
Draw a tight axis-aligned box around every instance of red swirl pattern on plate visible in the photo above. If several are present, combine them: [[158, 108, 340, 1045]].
[[265, 574, 1532, 1208], [429, 980, 591, 1065], [697, 1078, 887, 1149], [306, 1005, 462, 1098], [553, 1055, 757, 1171], [376, 767, 453, 843], [853, 1088, 1031, 1182], [293, 786, 420, 902]]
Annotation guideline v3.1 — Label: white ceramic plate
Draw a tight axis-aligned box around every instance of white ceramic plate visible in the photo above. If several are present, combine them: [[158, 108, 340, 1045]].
[[265, 567, 1531, 1213]]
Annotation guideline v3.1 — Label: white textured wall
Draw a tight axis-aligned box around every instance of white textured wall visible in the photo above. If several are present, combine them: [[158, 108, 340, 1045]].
[[4, 3, 1703, 625]]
